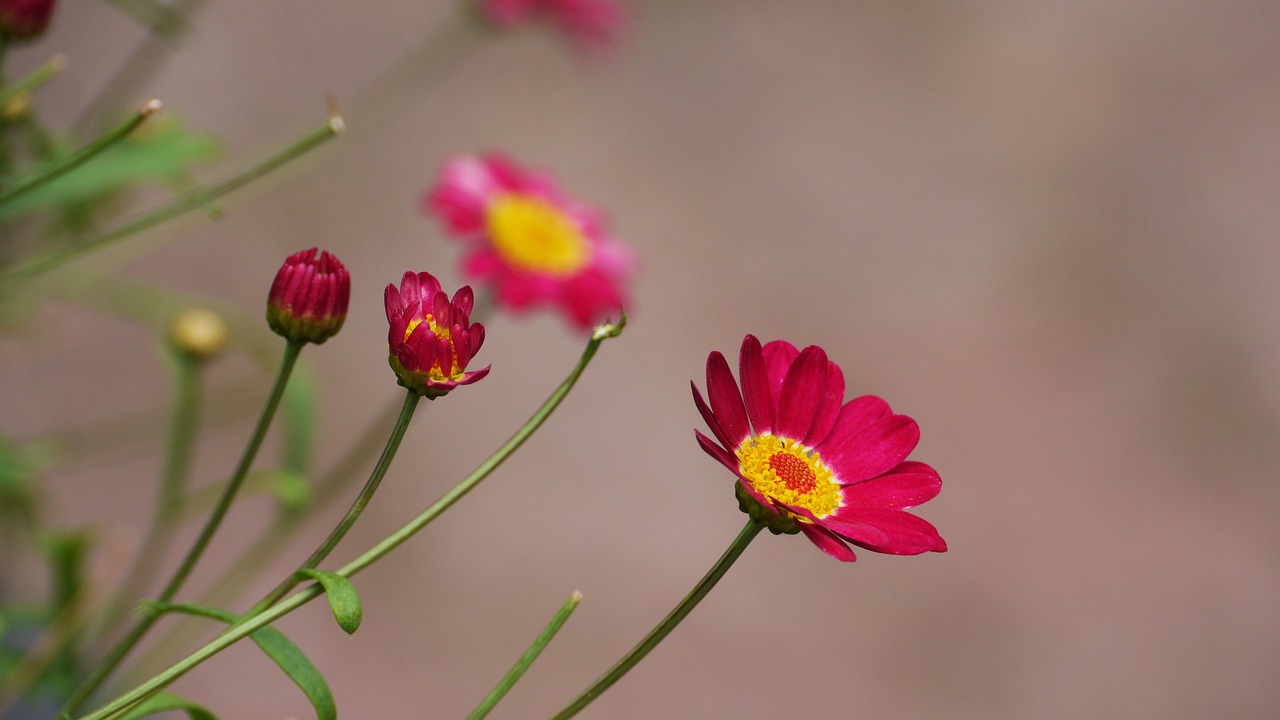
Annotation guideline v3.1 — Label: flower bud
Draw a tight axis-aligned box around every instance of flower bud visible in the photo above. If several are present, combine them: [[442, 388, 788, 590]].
[[385, 270, 489, 398], [266, 248, 350, 345], [169, 308, 228, 361], [0, 0, 56, 42]]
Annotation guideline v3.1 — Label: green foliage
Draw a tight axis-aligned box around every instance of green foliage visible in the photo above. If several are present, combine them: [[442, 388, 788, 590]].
[[296, 569, 362, 635], [0, 118, 221, 221], [282, 365, 318, 478], [146, 603, 337, 720], [0, 435, 56, 537], [117, 691, 217, 720]]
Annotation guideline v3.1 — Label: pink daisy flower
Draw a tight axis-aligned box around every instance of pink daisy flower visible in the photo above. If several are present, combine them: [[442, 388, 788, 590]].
[[476, 0, 623, 52], [385, 270, 490, 398], [693, 335, 947, 562], [424, 154, 635, 332]]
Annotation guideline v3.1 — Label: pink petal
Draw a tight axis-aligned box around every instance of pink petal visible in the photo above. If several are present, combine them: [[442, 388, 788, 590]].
[[400, 271, 420, 302], [815, 396, 891, 456], [692, 382, 734, 451], [384, 283, 402, 323], [799, 524, 858, 562], [738, 335, 773, 436], [806, 361, 844, 446], [761, 340, 799, 412], [456, 365, 492, 385], [841, 461, 941, 508], [824, 414, 921, 484], [706, 351, 750, 446], [695, 430, 738, 473], [775, 346, 829, 442], [828, 508, 946, 555]]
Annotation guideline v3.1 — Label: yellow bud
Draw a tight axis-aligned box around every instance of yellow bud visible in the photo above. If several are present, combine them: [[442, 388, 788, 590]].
[[168, 308, 229, 361]]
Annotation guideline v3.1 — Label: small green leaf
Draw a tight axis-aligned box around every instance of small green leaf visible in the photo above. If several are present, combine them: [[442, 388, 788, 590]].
[[148, 603, 336, 720], [117, 691, 217, 720], [297, 569, 363, 635]]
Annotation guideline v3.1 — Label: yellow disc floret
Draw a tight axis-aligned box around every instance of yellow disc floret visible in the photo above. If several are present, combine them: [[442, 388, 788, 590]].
[[735, 434, 842, 520], [486, 194, 589, 276], [405, 316, 460, 381]]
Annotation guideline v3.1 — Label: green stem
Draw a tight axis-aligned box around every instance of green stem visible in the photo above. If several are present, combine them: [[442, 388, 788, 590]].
[[468, 591, 582, 720], [91, 349, 203, 643], [0, 113, 344, 285], [61, 341, 304, 717], [0, 100, 161, 208], [0, 53, 67, 110], [248, 390, 421, 614], [76, 319, 625, 720], [548, 519, 765, 720]]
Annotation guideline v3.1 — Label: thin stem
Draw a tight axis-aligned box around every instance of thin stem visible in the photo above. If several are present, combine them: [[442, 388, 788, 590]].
[[61, 341, 304, 717], [76, 319, 624, 720], [121, 393, 407, 684], [548, 519, 765, 720], [0, 99, 162, 208], [468, 591, 583, 720], [0, 113, 344, 285], [90, 349, 204, 644], [249, 390, 420, 613], [0, 53, 67, 110]]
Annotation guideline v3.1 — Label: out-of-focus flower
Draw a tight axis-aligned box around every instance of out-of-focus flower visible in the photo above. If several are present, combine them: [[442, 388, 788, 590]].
[[693, 335, 947, 562], [266, 248, 351, 345], [385, 270, 490, 398], [425, 154, 635, 332], [476, 0, 622, 53], [169, 308, 229, 361], [0, 0, 55, 41]]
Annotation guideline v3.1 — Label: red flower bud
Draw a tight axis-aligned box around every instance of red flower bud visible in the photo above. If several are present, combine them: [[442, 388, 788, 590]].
[[266, 248, 350, 345], [0, 0, 56, 42]]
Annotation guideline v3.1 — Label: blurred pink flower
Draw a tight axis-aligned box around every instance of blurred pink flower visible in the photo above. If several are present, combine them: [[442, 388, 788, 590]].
[[386, 270, 490, 398], [425, 154, 635, 332], [693, 335, 948, 562], [477, 0, 622, 52]]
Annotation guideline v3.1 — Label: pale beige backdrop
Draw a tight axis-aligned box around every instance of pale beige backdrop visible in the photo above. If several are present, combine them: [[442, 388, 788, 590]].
[[4, 1, 1280, 718]]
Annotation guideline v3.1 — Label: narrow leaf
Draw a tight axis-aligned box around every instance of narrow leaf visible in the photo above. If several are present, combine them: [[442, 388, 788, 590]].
[[467, 591, 583, 720], [296, 569, 362, 635], [118, 691, 216, 720], [147, 603, 336, 720]]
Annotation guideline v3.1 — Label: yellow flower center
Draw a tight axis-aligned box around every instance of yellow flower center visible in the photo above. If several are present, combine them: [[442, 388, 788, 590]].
[[735, 434, 842, 520], [486, 194, 589, 276], [405, 316, 459, 381]]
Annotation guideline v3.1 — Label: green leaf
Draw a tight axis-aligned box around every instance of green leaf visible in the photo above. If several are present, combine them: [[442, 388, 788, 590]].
[[117, 691, 217, 720], [41, 529, 92, 614], [147, 603, 336, 720], [0, 118, 221, 220], [296, 569, 362, 635]]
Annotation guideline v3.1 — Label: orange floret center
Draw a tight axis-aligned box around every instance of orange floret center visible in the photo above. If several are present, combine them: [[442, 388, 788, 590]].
[[736, 434, 842, 520], [486, 194, 589, 276]]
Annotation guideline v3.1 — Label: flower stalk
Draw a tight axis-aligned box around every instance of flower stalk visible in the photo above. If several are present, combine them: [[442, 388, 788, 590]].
[[61, 340, 305, 717], [548, 519, 764, 720], [75, 317, 625, 720], [468, 590, 583, 720]]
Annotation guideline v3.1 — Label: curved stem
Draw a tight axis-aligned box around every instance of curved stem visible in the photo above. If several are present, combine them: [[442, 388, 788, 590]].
[[61, 341, 304, 717], [0, 113, 343, 285], [548, 519, 765, 720], [249, 389, 420, 613], [0, 53, 67, 110], [0, 100, 161, 208], [76, 319, 624, 720]]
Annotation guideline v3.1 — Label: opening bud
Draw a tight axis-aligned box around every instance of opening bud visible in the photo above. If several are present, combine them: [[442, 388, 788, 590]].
[[266, 248, 350, 345]]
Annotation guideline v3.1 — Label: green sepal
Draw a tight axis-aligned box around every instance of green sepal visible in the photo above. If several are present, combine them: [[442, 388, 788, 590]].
[[144, 602, 336, 720], [735, 483, 801, 535], [296, 569, 363, 635], [117, 691, 217, 720]]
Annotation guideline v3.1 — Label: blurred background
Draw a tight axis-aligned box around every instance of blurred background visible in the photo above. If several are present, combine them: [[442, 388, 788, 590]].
[[4, 0, 1280, 718]]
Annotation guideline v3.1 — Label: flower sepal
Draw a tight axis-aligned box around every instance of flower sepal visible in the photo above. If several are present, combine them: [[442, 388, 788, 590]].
[[735, 483, 800, 536]]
